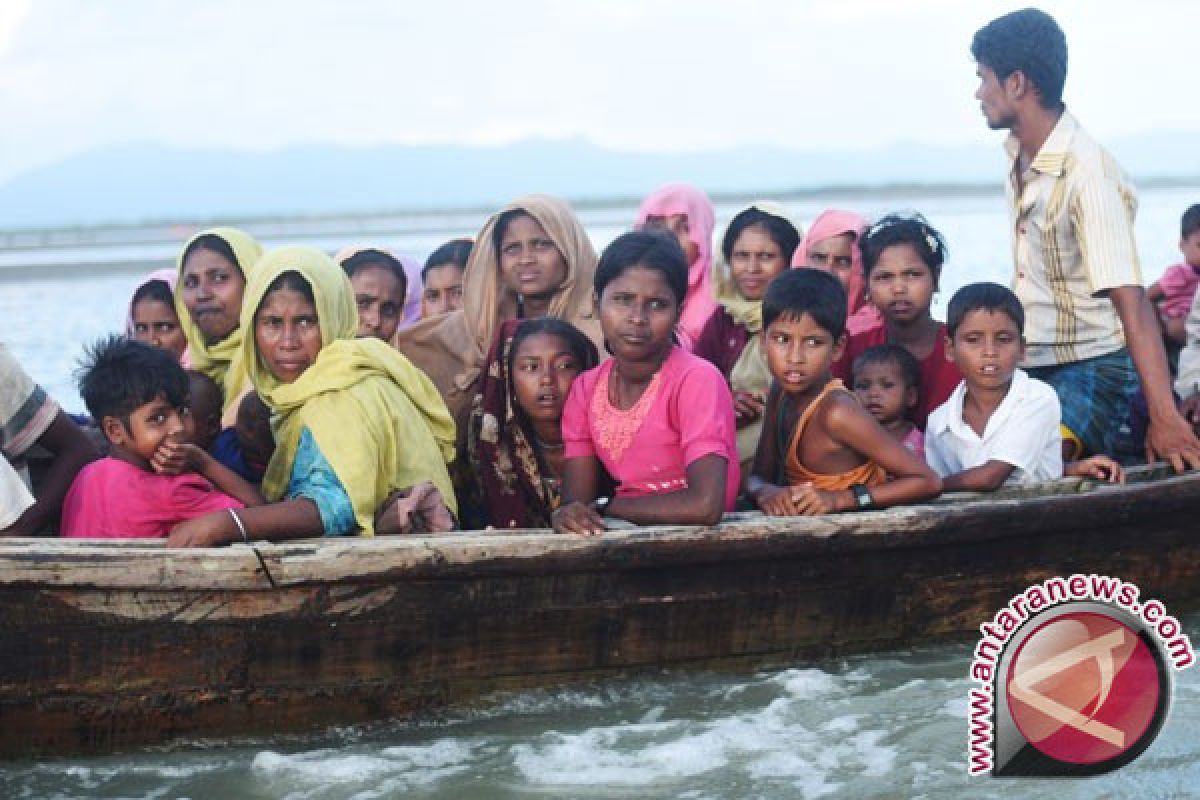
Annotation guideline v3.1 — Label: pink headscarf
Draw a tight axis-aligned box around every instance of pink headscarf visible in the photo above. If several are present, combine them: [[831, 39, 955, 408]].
[[635, 183, 717, 348], [792, 209, 881, 334]]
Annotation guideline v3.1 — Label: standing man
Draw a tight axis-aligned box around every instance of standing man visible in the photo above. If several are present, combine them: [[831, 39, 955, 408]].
[[971, 8, 1200, 472]]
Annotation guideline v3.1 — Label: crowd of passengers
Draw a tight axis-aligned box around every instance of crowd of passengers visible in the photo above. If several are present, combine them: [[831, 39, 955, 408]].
[[5, 10, 1200, 546]]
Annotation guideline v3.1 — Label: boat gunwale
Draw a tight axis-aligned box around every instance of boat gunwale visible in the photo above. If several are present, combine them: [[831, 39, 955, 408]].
[[0, 466, 1192, 591]]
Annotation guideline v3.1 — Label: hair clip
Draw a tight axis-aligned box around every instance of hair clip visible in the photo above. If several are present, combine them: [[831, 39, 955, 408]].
[[925, 232, 939, 253]]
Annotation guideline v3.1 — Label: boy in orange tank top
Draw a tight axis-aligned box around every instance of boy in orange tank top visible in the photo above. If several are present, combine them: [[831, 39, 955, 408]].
[[746, 269, 942, 516]]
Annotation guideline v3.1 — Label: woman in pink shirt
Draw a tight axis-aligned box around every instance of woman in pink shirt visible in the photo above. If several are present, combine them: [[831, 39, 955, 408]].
[[553, 231, 739, 535]]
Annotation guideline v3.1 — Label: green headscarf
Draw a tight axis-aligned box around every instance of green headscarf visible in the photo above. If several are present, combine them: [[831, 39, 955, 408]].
[[174, 227, 264, 415], [242, 246, 457, 534]]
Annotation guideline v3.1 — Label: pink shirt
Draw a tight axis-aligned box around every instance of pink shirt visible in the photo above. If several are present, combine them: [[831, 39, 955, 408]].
[[1156, 262, 1200, 319], [562, 347, 740, 511], [62, 457, 243, 539]]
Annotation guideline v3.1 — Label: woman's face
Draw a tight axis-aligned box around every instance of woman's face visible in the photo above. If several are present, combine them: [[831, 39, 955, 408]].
[[597, 265, 679, 366], [511, 332, 584, 428], [180, 246, 247, 344], [350, 265, 405, 341], [643, 213, 699, 266], [131, 298, 188, 361], [806, 233, 856, 290], [498, 214, 568, 303], [254, 287, 323, 384], [729, 225, 786, 301]]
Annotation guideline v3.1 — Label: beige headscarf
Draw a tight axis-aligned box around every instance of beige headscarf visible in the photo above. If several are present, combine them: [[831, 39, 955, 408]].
[[393, 194, 602, 430], [174, 227, 264, 422], [711, 202, 802, 472]]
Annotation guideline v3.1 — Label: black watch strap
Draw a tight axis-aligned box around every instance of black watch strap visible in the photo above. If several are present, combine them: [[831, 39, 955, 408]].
[[850, 483, 874, 510]]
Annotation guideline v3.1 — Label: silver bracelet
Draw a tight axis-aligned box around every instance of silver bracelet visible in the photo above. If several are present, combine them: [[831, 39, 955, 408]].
[[228, 507, 249, 544]]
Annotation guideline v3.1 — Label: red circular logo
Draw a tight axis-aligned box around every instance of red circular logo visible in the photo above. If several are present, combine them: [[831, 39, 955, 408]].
[[1006, 611, 1161, 765]]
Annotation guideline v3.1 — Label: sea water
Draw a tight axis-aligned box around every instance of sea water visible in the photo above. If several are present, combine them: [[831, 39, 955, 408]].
[[2, 186, 1199, 797]]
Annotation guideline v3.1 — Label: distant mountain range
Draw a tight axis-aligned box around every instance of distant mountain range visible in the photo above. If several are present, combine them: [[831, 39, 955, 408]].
[[1, 133, 1197, 229]]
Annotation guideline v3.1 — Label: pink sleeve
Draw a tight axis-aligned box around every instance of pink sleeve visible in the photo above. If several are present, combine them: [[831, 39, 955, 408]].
[[673, 362, 737, 466], [163, 474, 244, 519], [1158, 264, 1190, 296], [561, 371, 596, 459]]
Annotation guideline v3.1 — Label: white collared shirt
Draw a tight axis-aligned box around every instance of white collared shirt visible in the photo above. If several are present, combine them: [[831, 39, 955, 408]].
[[925, 369, 1063, 486], [1005, 111, 1142, 367]]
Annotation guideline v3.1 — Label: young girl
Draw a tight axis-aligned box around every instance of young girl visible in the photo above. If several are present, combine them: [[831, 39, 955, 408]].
[[833, 213, 961, 430], [635, 183, 717, 348], [552, 231, 739, 536], [693, 203, 801, 477], [466, 317, 599, 529], [852, 345, 925, 460], [791, 209, 881, 335], [127, 269, 188, 363], [337, 247, 409, 342], [62, 337, 263, 538]]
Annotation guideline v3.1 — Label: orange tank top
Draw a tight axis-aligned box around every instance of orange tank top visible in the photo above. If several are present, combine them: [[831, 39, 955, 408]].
[[782, 379, 886, 490]]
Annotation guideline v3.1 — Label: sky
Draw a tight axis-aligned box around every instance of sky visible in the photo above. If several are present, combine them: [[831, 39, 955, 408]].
[[0, 0, 1197, 186]]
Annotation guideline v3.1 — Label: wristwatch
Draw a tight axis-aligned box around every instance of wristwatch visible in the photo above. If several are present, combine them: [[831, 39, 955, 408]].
[[591, 496, 611, 516], [850, 484, 874, 511]]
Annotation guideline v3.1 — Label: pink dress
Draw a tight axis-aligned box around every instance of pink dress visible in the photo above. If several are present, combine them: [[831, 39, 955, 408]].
[[562, 347, 740, 511], [61, 457, 243, 539]]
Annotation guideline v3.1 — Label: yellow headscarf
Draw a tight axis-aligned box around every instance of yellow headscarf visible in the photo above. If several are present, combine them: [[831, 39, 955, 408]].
[[242, 246, 457, 535], [710, 202, 802, 473], [393, 194, 603, 431], [174, 227, 264, 416], [710, 201, 800, 334]]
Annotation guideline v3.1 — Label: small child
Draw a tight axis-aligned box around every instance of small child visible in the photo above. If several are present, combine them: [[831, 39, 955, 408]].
[[852, 344, 924, 460], [184, 370, 223, 452], [1148, 204, 1200, 347], [747, 269, 941, 516], [210, 390, 274, 484], [61, 336, 263, 539], [925, 283, 1123, 490]]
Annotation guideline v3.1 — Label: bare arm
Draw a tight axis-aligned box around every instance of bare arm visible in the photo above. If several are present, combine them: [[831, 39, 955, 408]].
[[818, 397, 942, 510], [150, 441, 265, 507], [1146, 281, 1164, 304], [605, 454, 728, 527], [746, 383, 798, 513], [4, 412, 98, 535], [552, 455, 605, 535], [940, 460, 1016, 492], [166, 498, 324, 547], [1109, 286, 1200, 471]]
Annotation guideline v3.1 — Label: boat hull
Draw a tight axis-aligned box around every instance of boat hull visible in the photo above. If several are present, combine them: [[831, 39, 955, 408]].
[[2, 470, 1198, 757]]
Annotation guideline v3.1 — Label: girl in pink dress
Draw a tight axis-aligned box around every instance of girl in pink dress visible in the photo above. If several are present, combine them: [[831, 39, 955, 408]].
[[553, 231, 739, 535]]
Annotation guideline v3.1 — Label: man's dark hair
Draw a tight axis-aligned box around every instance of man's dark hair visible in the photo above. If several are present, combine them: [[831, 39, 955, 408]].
[[762, 268, 847, 338], [77, 335, 188, 427], [946, 282, 1025, 337], [971, 8, 1068, 110], [1182, 204, 1200, 239], [852, 344, 921, 391]]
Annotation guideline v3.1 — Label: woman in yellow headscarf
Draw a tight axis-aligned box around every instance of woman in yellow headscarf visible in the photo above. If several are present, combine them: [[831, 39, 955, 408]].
[[167, 246, 457, 546], [394, 194, 603, 436], [175, 228, 264, 427], [692, 203, 801, 480]]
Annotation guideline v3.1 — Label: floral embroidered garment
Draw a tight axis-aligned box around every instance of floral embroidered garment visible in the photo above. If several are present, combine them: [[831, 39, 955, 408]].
[[562, 346, 740, 510]]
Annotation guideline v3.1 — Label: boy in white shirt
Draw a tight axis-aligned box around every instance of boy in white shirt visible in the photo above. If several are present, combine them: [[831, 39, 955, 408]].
[[926, 283, 1121, 489]]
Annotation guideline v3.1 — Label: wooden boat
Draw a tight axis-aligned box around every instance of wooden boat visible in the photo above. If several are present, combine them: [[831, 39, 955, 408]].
[[2, 465, 1199, 759]]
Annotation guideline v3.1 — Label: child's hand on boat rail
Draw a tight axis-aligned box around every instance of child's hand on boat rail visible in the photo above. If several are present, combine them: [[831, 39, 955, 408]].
[[552, 501, 605, 536], [1064, 455, 1125, 484]]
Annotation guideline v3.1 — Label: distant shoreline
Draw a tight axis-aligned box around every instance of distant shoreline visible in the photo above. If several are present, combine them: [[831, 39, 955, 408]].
[[2, 176, 1197, 249]]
